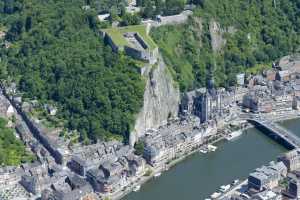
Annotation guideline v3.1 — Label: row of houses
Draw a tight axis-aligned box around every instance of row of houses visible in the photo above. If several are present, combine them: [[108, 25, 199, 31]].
[[248, 161, 287, 191], [3, 85, 71, 165], [141, 118, 219, 167], [19, 161, 94, 200], [67, 141, 145, 194], [245, 149, 300, 199], [242, 80, 296, 113], [1, 85, 147, 198]]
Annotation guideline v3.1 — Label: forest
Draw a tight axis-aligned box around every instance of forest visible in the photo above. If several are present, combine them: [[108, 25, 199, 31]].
[[151, 0, 300, 91], [0, 0, 145, 142], [0, 0, 299, 142]]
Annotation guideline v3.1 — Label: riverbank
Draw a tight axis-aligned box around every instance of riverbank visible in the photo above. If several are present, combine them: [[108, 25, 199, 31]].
[[111, 110, 300, 200], [125, 111, 300, 199], [112, 133, 225, 200], [124, 124, 288, 200], [207, 110, 300, 199], [116, 122, 250, 199]]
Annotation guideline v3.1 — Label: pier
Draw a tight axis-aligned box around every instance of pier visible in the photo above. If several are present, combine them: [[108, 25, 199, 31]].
[[247, 115, 300, 150]]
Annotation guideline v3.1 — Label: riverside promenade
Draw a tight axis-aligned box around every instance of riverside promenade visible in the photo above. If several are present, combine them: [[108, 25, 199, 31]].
[[113, 133, 225, 200], [123, 109, 300, 200]]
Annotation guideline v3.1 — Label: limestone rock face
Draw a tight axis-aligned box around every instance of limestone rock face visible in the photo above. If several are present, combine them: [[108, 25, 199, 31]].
[[209, 20, 226, 53], [209, 20, 236, 53], [130, 56, 180, 146]]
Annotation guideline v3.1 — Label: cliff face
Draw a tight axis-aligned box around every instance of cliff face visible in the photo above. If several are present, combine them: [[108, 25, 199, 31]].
[[130, 56, 180, 146], [209, 20, 236, 53], [209, 20, 226, 53]]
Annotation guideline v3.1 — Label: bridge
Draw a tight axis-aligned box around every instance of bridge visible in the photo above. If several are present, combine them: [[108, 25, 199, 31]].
[[245, 115, 300, 150]]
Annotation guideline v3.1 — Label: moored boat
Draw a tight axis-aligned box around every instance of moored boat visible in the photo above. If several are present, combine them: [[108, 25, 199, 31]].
[[133, 185, 141, 192], [207, 144, 217, 152], [199, 149, 208, 154], [225, 130, 243, 141], [219, 184, 231, 192], [210, 192, 221, 199], [232, 179, 239, 185]]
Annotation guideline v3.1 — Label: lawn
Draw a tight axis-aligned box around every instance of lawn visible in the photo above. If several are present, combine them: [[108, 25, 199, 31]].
[[103, 25, 157, 50]]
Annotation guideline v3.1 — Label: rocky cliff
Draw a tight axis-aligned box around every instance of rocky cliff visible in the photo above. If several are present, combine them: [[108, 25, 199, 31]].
[[209, 20, 236, 53], [130, 55, 180, 146]]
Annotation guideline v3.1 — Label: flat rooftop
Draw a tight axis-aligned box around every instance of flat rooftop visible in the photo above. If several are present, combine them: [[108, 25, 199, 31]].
[[102, 25, 157, 50]]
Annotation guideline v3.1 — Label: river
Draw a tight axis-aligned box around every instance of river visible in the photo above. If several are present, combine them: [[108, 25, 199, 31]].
[[123, 119, 300, 200]]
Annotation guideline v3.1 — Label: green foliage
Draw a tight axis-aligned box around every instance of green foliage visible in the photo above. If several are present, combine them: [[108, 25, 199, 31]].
[[151, 0, 300, 90], [134, 140, 144, 155], [120, 13, 142, 26], [0, 0, 145, 142], [0, 118, 35, 166], [151, 19, 213, 91], [138, 0, 186, 18]]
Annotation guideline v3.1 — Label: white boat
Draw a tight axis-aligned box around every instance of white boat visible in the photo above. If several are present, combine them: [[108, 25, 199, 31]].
[[232, 179, 239, 185], [133, 185, 141, 192], [225, 130, 243, 141], [219, 184, 231, 192], [199, 149, 208, 154], [210, 192, 221, 199], [154, 172, 161, 177], [207, 144, 217, 152]]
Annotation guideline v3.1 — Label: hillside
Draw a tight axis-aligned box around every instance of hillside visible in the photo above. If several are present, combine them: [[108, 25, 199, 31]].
[[151, 0, 300, 91], [0, 0, 299, 142], [0, 0, 145, 142]]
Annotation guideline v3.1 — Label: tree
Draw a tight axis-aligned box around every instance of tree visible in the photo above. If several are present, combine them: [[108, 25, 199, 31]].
[[192, 0, 205, 7], [164, 0, 185, 15], [0, 0, 145, 142], [121, 13, 141, 26], [0, 117, 35, 166], [4, 0, 14, 14], [143, 1, 155, 19]]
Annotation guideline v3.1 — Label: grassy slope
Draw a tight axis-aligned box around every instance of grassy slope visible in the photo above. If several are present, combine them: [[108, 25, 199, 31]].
[[103, 25, 157, 50]]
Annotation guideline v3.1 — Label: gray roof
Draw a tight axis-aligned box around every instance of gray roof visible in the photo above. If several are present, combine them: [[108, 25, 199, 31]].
[[101, 161, 124, 177], [106, 174, 122, 185], [53, 184, 93, 200], [249, 171, 269, 181], [71, 155, 87, 167], [269, 161, 287, 173], [278, 70, 290, 77], [293, 84, 300, 91], [68, 174, 88, 188], [87, 168, 105, 179]]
